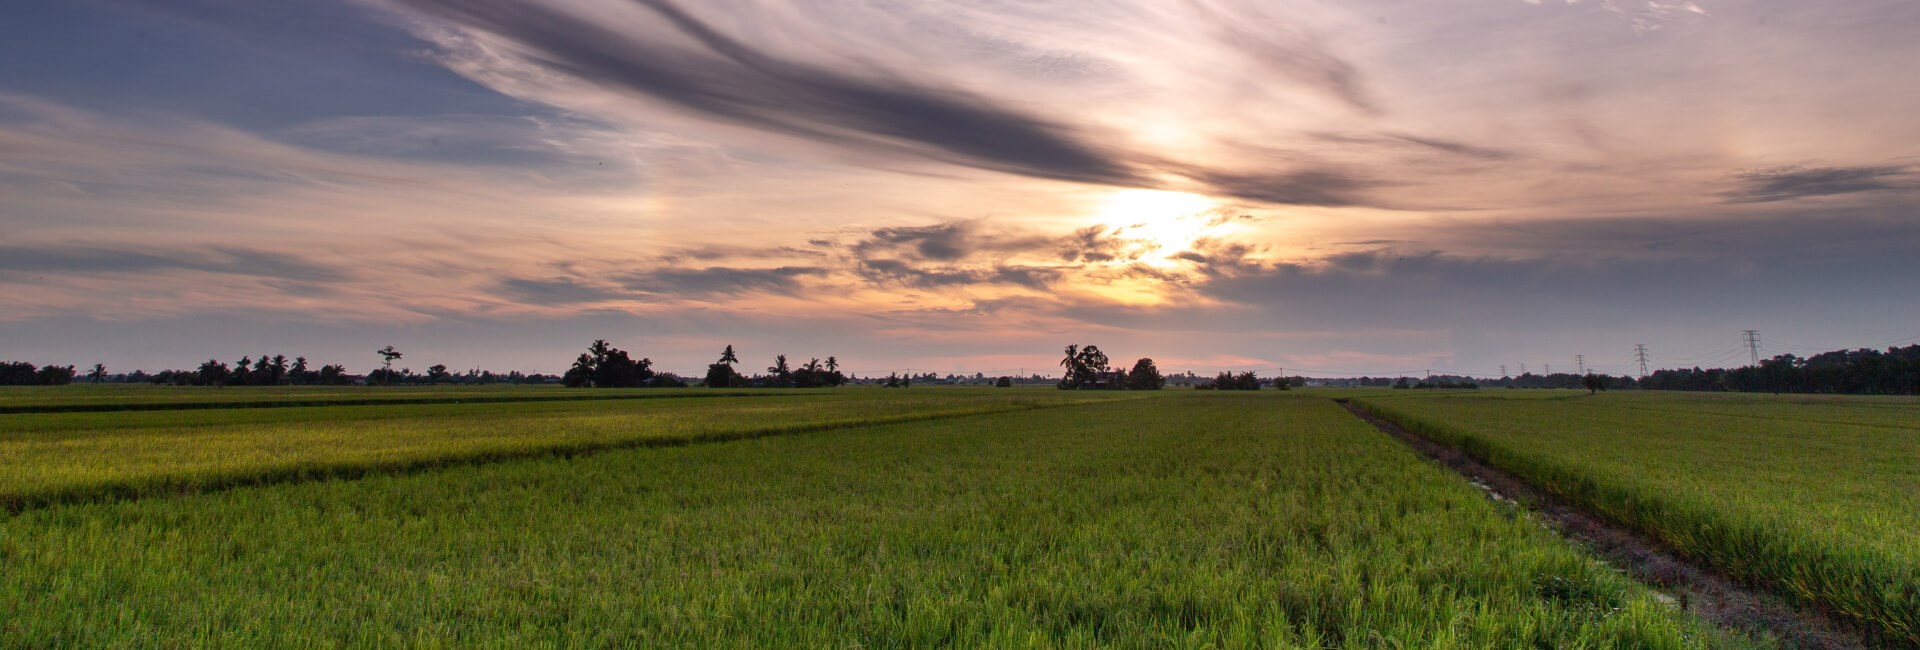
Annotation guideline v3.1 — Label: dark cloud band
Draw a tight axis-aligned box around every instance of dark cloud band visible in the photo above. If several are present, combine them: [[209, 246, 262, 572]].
[[393, 0, 1143, 186], [1722, 165, 1916, 203]]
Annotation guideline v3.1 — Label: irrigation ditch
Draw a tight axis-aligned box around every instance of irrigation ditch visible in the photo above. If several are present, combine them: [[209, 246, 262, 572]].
[[1335, 398, 1876, 649]]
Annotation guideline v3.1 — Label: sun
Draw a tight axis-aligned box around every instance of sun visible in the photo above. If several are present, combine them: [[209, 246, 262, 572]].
[[1088, 189, 1223, 265]]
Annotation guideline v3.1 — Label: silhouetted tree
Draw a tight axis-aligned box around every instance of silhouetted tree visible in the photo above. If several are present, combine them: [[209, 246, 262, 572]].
[[598, 350, 652, 388], [376, 346, 402, 386], [563, 339, 655, 388], [318, 364, 346, 385], [767, 354, 792, 386], [198, 359, 231, 387], [1058, 344, 1111, 389], [34, 365, 76, 385], [0, 362, 36, 385], [564, 353, 596, 388], [87, 363, 107, 384], [792, 357, 825, 388], [703, 344, 746, 388], [704, 363, 743, 388], [1126, 358, 1165, 390], [427, 364, 450, 385], [1197, 371, 1260, 390]]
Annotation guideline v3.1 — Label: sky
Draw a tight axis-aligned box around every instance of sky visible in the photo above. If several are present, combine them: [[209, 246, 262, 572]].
[[3, 0, 1918, 378]]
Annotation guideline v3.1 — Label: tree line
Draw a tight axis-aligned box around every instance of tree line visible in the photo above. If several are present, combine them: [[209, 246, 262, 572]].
[[560, 342, 848, 389], [1458, 344, 1920, 395], [2, 347, 561, 387], [1635, 345, 1920, 395], [1195, 371, 1285, 390], [0, 362, 76, 386], [13, 341, 1914, 394]]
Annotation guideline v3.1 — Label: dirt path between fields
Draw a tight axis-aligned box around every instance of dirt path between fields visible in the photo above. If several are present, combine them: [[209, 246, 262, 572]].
[[1337, 399, 1873, 649]]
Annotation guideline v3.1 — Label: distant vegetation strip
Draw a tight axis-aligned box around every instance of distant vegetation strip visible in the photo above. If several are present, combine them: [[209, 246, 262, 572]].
[[1351, 395, 1920, 645], [0, 393, 1131, 514], [0, 389, 798, 415], [0, 396, 1754, 646]]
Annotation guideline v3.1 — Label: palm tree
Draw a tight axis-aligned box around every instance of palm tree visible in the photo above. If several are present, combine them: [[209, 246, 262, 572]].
[[824, 356, 844, 387], [87, 363, 107, 384], [1059, 344, 1084, 389], [719, 344, 739, 366], [768, 354, 791, 385]]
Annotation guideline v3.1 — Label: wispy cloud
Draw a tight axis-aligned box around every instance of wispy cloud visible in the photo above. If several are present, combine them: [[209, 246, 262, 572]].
[[1721, 165, 1916, 203], [1187, 1, 1378, 113], [493, 276, 635, 306], [618, 266, 827, 297], [0, 244, 348, 282], [1182, 168, 1377, 207]]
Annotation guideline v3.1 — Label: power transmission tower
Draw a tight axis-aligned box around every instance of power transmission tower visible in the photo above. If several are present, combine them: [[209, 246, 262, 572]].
[[1500, 364, 1508, 378], [1743, 330, 1761, 366], [1544, 364, 1551, 375], [1576, 355, 1586, 375], [1520, 363, 1527, 375], [1635, 344, 1649, 379]]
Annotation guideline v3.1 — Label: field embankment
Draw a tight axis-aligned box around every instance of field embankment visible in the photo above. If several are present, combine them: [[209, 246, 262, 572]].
[[1350, 391, 1920, 646], [0, 394, 1758, 646]]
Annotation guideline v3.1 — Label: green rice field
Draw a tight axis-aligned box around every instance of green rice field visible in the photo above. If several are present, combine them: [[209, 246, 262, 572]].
[[0, 384, 786, 413], [0, 389, 1761, 647], [1353, 389, 1920, 644], [0, 389, 1128, 512]]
